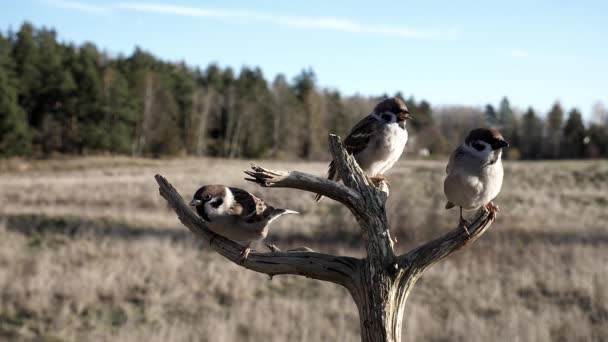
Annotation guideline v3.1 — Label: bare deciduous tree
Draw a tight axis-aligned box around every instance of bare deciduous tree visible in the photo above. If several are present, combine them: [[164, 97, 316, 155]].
[[155, 134, 496, 342]]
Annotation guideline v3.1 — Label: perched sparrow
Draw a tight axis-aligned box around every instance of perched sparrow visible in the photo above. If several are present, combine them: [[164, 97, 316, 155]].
[[444, 128, 509, 234], [315, 97, 411, 201], [189, 185, 298, 260]]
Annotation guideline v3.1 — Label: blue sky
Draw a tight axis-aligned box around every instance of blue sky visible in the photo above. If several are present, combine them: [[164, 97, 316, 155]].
[[1, 0, 606, 117]]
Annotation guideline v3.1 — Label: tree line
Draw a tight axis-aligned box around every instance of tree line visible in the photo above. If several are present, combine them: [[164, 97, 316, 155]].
[[1, 23, 607, 159]]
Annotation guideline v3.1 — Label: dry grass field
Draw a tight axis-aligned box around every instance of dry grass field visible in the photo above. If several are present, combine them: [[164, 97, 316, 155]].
[[0, 156, 607, 341]]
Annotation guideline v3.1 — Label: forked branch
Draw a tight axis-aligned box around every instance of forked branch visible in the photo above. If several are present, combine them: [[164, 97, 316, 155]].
[[399, 207, 495, 274], [244, 165, 362, 210], [155, 133, 498, 342]]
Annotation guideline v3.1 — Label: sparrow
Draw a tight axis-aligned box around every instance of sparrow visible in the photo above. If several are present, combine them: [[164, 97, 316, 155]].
[[189, 185, 298, 260], [315, 97, 411, 202], [443, 128, 509, 234]]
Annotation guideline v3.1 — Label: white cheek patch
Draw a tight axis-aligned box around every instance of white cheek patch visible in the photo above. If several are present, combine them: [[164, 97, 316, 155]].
[[477, 141, 491, 152], [223, 188, 235, 210], [464, 141, 493, 159], [206, 189, 235, 217], [372, 112, 397, 123]]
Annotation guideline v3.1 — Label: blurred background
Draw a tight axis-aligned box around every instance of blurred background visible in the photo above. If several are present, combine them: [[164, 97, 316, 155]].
[[0, 1, 606, 341]]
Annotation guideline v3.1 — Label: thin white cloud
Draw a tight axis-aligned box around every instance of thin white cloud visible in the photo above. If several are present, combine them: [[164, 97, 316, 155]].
[[275, 17, 434, 39], [45, 0, 458, 40], [506, 49, 529, 58], [115, 3, 256, 19], [44, 0, 110, 14]]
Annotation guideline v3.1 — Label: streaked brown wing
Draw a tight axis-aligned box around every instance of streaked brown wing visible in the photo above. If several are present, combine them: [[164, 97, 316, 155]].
[[343, 115, 378, 155], [228, 187, 268, 223]]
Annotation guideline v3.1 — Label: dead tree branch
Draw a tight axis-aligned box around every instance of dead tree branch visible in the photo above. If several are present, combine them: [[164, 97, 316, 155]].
[[244, 165, 362, 210], [155, 174, 360, 287], [399, 208, 494, 273], [155, 134, 496, 342]]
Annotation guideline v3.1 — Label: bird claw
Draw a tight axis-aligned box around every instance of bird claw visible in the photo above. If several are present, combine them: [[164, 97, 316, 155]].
[[370, 175, 391, 197], [459, 217, 471, 236], [484, 202, 499, 221], [239, 247, 251, 263], [370, 175, 389, 185], [266, 244, 280, 252]]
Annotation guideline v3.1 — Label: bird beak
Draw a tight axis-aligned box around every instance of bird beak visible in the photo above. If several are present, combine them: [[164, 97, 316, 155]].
[[400, 111, 412, 121], [492, 139, 509, 149], [189, 199, 203, 206]]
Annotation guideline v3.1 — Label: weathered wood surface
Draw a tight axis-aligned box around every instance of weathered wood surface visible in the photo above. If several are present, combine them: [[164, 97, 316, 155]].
[[155, 134, 496, 342]]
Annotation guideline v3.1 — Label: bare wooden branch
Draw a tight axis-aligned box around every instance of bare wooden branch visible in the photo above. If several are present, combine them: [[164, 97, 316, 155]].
[[244, 164, 362, 210], [327, 134, 396, 264], [327, 134, 374, 193], [156, 134, 499, 342], [398, 208, 495, 273], [154, 174, 359, 287]]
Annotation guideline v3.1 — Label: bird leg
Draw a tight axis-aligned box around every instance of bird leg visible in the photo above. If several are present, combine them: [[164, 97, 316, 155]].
[[459, 207, 471, 236], [370, 174, 391, 195], [484, 201, 500, 221], [239, 242, 252, 263], [369, 174, 388, 185]]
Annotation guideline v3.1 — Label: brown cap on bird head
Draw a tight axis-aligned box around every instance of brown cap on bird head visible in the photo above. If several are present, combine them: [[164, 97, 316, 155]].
[[189, 184, 226, 206], [374, 97, 412, 121], [465, 128, 509, 150]]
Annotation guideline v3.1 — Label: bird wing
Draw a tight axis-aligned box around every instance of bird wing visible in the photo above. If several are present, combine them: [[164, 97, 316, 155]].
[[316, 115, 378, 202], [446, 145, 465, 174], [228, 187, 269, 223], [343, 115, 379, 156]]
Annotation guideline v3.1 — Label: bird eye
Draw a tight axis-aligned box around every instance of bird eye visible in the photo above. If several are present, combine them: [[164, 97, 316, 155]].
[[202, 194, 212, 201], [472, 142, 485, 151], [382, 114, 393, 121]]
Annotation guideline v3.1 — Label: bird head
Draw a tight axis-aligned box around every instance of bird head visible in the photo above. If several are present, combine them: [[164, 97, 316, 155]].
[[373, 97, 412, 123], [464, 128, 509, 162], [190, 185, 227, 220]]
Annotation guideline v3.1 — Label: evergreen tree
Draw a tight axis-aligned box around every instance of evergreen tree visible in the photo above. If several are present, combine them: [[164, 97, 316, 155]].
[[35, 29, 77, 153], [545, 102, 564, 158], [325, 90, 348, 137], [101, 66, 137, 153], [12, 22, 41, 127], [587, 124, 608, 158], [145, 73, 183, 156], [293, 69, 327, 159], [71, 42, 106, 152], [484, 104, 498, 127], [270, 74, 304, 158], [520, 107, 543, 159], [562, 108, 586, 158], [498, 97, 516, 134], [170, 63, 196, 153], [409, 99, 433, 132], [0, 32, 31, 156], [5, 21, 600, 161]]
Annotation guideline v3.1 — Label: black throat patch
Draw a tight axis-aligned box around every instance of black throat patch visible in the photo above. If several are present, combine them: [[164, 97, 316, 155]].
[[197, 206, 211, 222]]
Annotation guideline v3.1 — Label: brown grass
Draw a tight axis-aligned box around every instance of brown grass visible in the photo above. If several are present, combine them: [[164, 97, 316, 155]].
[[0, 157, 607, 341]]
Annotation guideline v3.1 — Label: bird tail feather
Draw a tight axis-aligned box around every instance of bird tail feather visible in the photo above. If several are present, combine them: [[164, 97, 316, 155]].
[[278, 209, 299, 215], [269, 208, 299, 222], [314, 160, 338, 202]]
